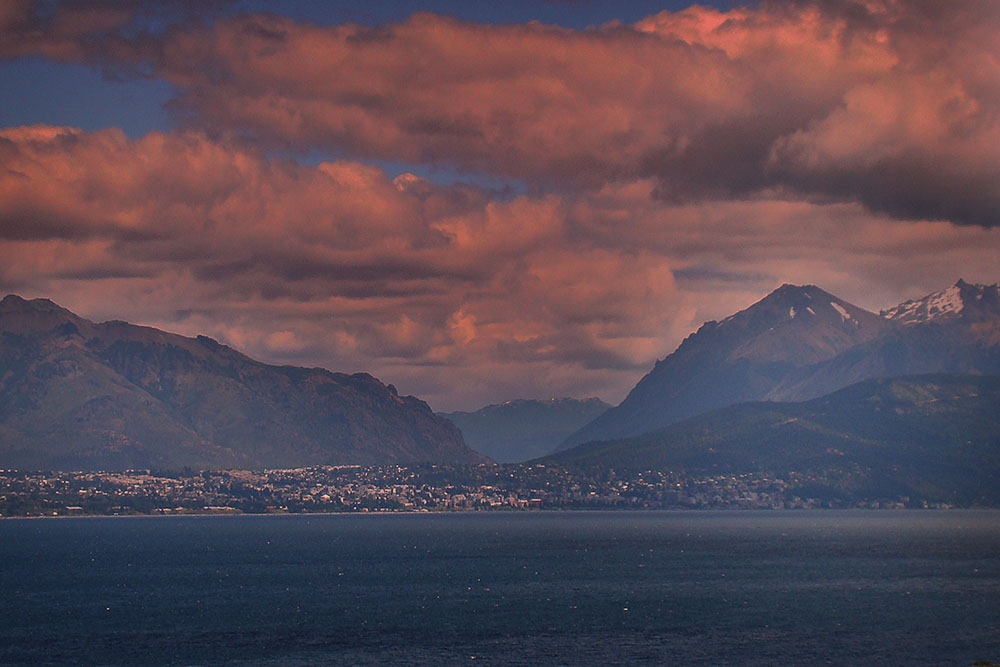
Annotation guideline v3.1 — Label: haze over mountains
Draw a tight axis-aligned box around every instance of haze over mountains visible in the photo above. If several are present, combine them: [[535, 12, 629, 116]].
[[561, 280, 1000, 449], [441, 398, 609, 463], [0, 295, 481, 471], [543, 374, 1000, 506], [1, 280, 998, 483], [509, 279, 1000, 505]]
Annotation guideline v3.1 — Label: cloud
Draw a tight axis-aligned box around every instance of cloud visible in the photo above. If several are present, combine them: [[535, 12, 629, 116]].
[[769, 70, 1000, 225], [5, 1, 1000, 227], [134, 2, 969, 225], [4, 2, 1000, 408], [2, 126, 1000, 410], [0, 0, 231, 69], [0, 127, 687, 407], [5, 0, 989, 226]]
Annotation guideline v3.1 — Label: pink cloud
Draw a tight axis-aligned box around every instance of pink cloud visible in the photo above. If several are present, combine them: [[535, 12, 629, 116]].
[[136, 2, 1000, 226], [5, 2, 1000, 227], [3, 2, 999, 410], [0, 127, 686, 405], [2, 126, 1000, 410], [5, 2, 999, 226]]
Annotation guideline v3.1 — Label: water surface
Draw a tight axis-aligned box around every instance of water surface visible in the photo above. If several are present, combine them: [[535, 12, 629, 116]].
[[1, 511, 998, 665]]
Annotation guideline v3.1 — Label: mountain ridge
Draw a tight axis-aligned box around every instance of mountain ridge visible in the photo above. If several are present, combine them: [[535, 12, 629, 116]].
[[541, 373, 1000, 506], [441, 397, 610, 463], [881, 279, 1000, 325], [6, 279, 998, 475], [561, 280, 1000, 449], [0, 294, 483, 471]]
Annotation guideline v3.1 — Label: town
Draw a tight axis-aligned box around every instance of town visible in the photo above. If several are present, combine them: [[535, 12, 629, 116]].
[[0, 464, 934, 517]]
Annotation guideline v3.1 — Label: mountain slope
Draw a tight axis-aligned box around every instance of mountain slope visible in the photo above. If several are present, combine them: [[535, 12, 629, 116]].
[[0, 295, 482, 471], [769, 280, 1000, 401], [562, 284, 888, 447], [563, 280, 1000, 449], [881, 279, 1000, 325], [441, 397, 610, 463], [544, 374, 1000, 505]]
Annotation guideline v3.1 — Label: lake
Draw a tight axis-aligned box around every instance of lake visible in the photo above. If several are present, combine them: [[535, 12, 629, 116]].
[[1, 511, 998, 665]]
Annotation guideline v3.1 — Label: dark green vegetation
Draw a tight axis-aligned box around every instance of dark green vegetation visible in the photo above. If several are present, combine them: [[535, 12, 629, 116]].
[[543, 374, 1000, 506], [0, 295, 482, 470], [441, 397, 609, 462]]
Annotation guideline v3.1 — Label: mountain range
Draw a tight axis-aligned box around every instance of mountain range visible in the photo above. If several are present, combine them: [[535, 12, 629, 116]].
[[440, 397, 610, 463], [0, 295, 482, 471], [561, 279, 1000, 448], [2, 279, 998, 482], [542, 373, 1000, 506]]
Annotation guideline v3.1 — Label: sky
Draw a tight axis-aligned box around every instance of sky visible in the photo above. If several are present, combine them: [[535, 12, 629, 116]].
[[1, 0, 999, 412]]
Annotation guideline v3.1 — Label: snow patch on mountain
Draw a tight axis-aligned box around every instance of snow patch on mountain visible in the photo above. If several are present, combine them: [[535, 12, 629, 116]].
[[884, 285, 964, 323], [830, 301, 851, 322], [882, 280, 983, 324]]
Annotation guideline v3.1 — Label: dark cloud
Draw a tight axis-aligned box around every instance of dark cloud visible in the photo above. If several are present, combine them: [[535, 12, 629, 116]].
[[6, 2, 999, 226], [1, 125, 999, 409], [3, 2, 1000, 409]]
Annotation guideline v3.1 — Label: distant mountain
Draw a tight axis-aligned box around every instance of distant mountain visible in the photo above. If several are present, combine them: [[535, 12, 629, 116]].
[[441, 397, 610, 463], [0, 295, 483, 471], [562, 284, 888, 447], [881, 279, 1000, 325], [769, 280, 1000, 402], [543, 374, 1000, 506], [562, 280, 1000, 448]]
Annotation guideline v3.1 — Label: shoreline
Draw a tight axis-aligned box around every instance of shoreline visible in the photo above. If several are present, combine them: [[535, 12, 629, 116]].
[[3, 505, 991, 521]]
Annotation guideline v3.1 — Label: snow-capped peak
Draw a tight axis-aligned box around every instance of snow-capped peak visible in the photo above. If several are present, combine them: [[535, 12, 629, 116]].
[[881, 280, 1000, 324]]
